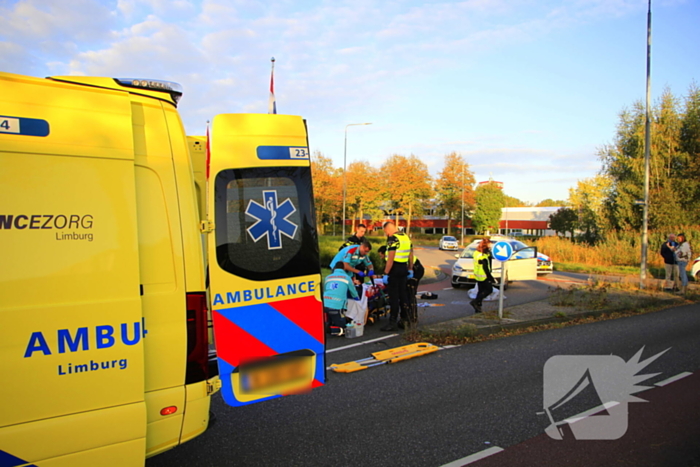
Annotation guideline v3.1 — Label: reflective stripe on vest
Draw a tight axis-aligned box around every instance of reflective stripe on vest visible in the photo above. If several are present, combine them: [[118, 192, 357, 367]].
[[473, 251, 488, 281], [394, 232, 412, 263]]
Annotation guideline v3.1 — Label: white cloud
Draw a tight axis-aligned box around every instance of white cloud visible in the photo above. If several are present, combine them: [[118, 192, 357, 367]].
[[0, 0, 114, 42], [1, 0, 695, 205]]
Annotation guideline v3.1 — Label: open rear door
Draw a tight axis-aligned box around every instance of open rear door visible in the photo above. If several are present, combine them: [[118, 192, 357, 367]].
[[507, 246, 538, 281], [206, 114, 325, 407]]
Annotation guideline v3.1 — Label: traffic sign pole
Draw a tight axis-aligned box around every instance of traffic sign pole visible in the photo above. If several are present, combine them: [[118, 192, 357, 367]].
[[498, 262, 506, 319], [492, 241, 512, 320]]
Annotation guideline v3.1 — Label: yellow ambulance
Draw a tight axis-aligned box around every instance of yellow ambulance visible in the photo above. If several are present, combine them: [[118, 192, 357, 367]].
[[0, 72, 325, 466]]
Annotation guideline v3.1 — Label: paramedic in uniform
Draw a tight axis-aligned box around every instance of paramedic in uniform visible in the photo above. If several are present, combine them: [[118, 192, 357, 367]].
[[380, 221, 414, 331], [330, 240, 374, 280], [323, 262, 359, 336]]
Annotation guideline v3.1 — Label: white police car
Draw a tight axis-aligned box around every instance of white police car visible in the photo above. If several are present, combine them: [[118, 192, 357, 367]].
[[451, 236, 539, 289], [537, 252, 554, 274]]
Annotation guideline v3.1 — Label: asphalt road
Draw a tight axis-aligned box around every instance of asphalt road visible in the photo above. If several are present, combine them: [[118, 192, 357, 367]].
[[363, 246, 588, 329], [147, 277, 700, 467]]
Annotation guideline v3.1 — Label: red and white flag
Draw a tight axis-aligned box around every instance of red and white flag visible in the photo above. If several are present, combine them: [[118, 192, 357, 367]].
[[268, 57, 277, 114]]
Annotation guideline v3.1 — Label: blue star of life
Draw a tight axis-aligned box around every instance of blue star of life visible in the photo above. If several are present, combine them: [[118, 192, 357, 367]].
[[246, 190, 298, 249]]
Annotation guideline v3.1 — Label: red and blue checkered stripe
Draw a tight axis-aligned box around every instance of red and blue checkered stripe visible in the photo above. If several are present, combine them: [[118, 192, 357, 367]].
[[213, 295, 325, 406]]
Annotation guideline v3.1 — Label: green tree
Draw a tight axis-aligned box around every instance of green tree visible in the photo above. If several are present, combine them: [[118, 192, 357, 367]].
[[568, 175, 612, 244], [435, 153, 476, 236], [548, 207, 578, 239], [503, 195, 530, 207], [346, 160, 381, 231], [678, 83, 700, 224], [380, 154, 432, 235], [599, 87, 700, 231], [536, 198, 567, 207], [472, 181, 504, 234], [310, 151, 341, 234]]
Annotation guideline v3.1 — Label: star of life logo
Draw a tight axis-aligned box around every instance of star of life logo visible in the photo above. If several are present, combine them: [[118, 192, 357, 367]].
[[246, 190, 298, 249], [541, 347, 668, 440]]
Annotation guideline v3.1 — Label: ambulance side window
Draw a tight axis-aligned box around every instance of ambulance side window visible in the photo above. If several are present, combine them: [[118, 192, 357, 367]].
[[214, 167, 319, 281]]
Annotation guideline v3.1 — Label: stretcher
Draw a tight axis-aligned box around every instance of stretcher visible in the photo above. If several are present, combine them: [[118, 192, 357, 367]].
[[329, 343, 439, 373]]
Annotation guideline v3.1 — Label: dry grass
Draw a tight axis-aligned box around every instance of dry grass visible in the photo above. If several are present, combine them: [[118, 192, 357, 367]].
[[405, 279, 696, 346], [534, 227, 699, 270]]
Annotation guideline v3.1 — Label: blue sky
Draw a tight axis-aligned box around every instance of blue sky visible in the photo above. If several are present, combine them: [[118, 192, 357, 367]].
[[1, 0, 698, 203]]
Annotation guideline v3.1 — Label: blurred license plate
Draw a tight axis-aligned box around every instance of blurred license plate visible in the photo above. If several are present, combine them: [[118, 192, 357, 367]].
[[467, 274, 475, 279], [240, 356, 314, 394]]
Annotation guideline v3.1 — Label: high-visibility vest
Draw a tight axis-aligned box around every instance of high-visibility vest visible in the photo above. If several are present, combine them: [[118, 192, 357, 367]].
[[392, 232, 412, 263], [473, 251, 489, 281]]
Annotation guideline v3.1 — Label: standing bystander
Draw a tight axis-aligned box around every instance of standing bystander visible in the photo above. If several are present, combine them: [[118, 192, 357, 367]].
[[660, 233, 680, 291], [675, 233, 692, 296]]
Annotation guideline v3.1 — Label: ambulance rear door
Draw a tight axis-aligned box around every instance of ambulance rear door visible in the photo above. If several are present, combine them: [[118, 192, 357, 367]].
[[205, 114, 325, 407]]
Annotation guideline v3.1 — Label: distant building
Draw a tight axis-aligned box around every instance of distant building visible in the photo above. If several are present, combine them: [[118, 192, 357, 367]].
[[499, 207, 561, 237], [477, 179, 504, 189], [343, 197, 563, 236]]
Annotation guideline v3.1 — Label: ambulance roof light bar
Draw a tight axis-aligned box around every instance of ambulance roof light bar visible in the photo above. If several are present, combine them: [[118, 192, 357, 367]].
[[114, 78, 183, 104]]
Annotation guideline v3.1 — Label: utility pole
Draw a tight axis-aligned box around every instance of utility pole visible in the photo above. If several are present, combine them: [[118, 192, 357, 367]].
[[640, 0, 652, 289], [460, 164, 465, 247]]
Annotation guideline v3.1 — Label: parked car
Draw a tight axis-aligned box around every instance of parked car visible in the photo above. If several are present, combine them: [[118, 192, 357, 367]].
[[537, 252, 554, 274], [692, 256, 700, 281], [439, 235, 459, 250], [451, 236, 538, 289]]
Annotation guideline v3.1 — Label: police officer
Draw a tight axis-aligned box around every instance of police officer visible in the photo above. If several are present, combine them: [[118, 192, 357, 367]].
[[339, 224, 367, 251], [471, 238, 495, 313], [378, 244, 423, 328], [380, 221, 414, 331]]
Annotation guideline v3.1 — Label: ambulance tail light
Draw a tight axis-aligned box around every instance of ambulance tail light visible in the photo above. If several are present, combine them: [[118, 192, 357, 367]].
[[185, 292, 210, 384], [160, 406, 178, 416]]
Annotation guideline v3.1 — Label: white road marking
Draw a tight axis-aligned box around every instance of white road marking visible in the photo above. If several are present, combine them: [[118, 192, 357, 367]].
[[326, 334, 399, 353], [655, 371, 693, 386], [440, 446, 504, 466]]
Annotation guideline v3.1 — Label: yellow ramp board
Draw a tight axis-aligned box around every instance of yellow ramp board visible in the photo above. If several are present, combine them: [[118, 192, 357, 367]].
[[330, 343, 439, 373]]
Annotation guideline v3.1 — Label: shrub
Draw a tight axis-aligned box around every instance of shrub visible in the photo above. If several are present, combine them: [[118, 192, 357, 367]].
[[534, 226, 700, 269]]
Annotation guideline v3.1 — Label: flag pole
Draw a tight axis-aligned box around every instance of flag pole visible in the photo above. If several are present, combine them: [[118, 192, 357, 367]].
[[269, 57, 277, 114]]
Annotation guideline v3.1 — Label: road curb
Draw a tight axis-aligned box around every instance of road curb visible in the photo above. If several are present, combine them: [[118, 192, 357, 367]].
[[469, 310, 607, 336]]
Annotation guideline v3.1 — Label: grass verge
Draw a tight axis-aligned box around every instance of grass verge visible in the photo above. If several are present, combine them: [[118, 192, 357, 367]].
[[404, 280, 696, 346]]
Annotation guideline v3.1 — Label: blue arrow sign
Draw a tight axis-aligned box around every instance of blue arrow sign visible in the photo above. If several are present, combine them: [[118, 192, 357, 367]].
[[492, 241, 513, 261]]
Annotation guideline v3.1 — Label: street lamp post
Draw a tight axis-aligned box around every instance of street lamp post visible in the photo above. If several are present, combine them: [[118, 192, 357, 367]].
[[342, 122, 372, 239], [460, 164, 465, 247], [640, 0, 652, 289]]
